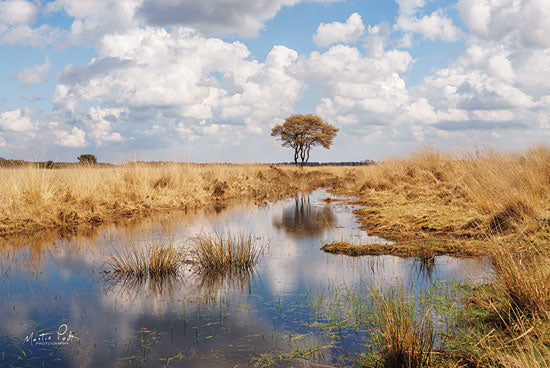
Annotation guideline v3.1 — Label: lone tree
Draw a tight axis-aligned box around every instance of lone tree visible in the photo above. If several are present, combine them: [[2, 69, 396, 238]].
[[271, 114, 338, 166], [77, 154, 97, 164]]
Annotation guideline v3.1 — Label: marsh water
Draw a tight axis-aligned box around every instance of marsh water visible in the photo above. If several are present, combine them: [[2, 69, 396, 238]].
[[0, 190, 493, 367]]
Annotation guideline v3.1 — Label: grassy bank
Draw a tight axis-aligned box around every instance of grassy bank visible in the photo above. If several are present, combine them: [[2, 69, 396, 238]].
[[0, 163, 353, 237], [336, 145, 550, 256]]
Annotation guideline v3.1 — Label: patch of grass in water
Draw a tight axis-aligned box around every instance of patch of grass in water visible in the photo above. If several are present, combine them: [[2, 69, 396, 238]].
[[296, 281, 463, 367], [251, 341, 333, 367], [194, 230, 261, 275], [105, 234, 182, 279], [320, 237, 467, 258], [320, 241, 392, 256]]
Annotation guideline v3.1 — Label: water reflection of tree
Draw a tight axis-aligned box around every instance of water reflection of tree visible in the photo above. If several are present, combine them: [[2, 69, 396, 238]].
[[272, 195, 337, 238]]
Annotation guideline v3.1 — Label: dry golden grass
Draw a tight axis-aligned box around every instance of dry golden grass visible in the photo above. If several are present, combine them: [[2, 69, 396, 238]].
[[343, 145, 550, 255], [464, 238, 550, 367], [492, 247, 550, 320], [497, 342, 550, 368], [363, 287, 435, 368], [0, 163, 352, 236]]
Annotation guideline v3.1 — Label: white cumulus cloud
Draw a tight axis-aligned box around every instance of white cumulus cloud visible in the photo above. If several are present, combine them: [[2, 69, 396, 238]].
[[395, 0, 462, 43], [88, 107, 124, 145], [51, 27, 304, 146], [313, 13, 365, 47], [0, 109, 34, 132], [296, 45, 414, 127], [15, 56, 51, 86], [396, 11, 462, 42], [55, 126, 87, 147], [458, 0, 550, 48], [0, 0, 37, 29]]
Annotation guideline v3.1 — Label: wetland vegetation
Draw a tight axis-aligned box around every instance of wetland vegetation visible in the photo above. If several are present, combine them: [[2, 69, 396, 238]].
[[0, 145, 548, 367]]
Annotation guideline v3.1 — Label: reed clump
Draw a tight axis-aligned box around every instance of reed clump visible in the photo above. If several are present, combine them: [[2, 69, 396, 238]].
[[362, 287, 435, 368], [193, 231, 261, 274], [492, 250, 550, 320], [106, 236, 181, 278]]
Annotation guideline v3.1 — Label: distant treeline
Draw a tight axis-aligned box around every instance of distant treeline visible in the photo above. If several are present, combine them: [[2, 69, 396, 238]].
[[274, 160, 376, 166], [0, 158, 28, 167], [0, 158, 114, 168], [0, 157, 375, 168]]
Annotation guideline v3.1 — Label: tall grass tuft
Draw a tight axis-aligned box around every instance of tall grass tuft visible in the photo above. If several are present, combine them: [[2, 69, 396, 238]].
[[106, 236, 181, 278], [490, 243, 550, 320], [194, 231, 261, 274], [365, 287, 435, 368], [463, 241, 550, 367]]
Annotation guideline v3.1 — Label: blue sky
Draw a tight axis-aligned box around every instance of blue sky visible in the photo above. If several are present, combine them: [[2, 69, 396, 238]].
[[0, 0, 549, 163]]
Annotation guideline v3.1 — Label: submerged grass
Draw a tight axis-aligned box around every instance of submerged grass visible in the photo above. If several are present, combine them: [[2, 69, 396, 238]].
[[194, 231, 261, 274], [296, 280, 456, 367]]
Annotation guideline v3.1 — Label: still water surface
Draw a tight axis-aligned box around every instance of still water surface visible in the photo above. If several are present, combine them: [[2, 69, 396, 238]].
[[0, 190, 492, 367]]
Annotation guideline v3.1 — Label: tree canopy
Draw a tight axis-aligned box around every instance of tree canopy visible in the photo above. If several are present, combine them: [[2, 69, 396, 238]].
[[271, 114, 338, 166], [77, 154, 97, 164]]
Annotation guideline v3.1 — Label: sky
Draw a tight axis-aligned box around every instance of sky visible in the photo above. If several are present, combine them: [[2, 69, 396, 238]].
[[0, 0, 549, 163]]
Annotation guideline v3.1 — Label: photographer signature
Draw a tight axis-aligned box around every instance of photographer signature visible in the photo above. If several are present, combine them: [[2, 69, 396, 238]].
[[24, 324, 80, 346]]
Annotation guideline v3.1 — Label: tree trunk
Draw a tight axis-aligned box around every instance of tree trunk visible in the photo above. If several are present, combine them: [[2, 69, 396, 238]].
[[305, 145, 311, 164], [294, 146, 299, 166]]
